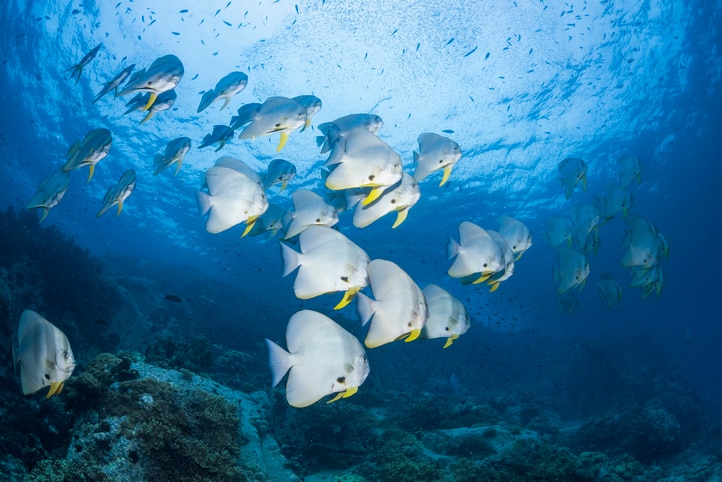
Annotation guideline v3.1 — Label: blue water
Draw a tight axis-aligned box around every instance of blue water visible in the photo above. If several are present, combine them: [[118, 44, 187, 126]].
[[1, 0, 721, 479]]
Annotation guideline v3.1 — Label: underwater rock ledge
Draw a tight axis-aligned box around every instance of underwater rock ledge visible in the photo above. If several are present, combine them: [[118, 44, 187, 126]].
[[20, 353, 300, 482]]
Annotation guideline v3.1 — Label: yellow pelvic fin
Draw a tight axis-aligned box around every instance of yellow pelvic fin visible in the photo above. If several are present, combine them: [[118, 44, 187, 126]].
[[581, 175, 587, 192], [280, 181, 288, 192], [276, 131, 289, 152], [404, 328, 422, 343], [38, 207, 49, 223], [303, 117, 311, 131], [391, 208, 409, 229], [140, 110, 155, 124], [472, 273, 491, 284], [116, 202, 124, 217], [241, 216, 259, 237], [326, 391, 345, 404], [142, 92, 158, 111], [514, 251, 524, 261], [87, 164, 95, 183], [220, 97, 231, 110], [439, 165, 453, 186], [362, 186, 385, 206], [334, 287, 359, 310], [443, 334, 458, 349], [46, 381, 64, 399], [488, 282, 500, 293], [174, 160, 183, 176]]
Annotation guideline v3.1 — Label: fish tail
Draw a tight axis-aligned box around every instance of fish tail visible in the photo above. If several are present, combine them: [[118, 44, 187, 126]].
[[446, 236, 460, 260], [196, 191, 213, 216], [355, 291, 375, 325], [279, 242, 300, 277], [265, 338, 291, 388]]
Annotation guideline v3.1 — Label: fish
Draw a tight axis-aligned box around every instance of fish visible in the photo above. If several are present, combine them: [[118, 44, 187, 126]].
[[617, 154, 642, 188], [356, 259, 427, 348], [291, 95, 322, 131], [14, 310, 76, 398], [316, 113, 383, 154], [93, 64, 135, 103], [197, 71, 248, 112], [595, 184, 632, 222], [447, 221, 505, 284], [558, 157, 587, 199], [96, 169, 136, 217], [237, 96, 307, 151], [557, 290, 578, 314], [324, 128, 403, 205], [117, 54, 184, 111], [123, 92, 152, 115], [229, 102, 262, 131], [198, 125, 235, 151], [569, 203, 600, 249], [420, 284, 470, 348], [280, 225, 369, 309], [25, 170, 71, 222], [196, 163, 268, 235], [262, 158, 297, 191], [412, 132, 462, 186], [66, 43, 102, 83], [163, 294, 183, 302], [210, 156, 263, 186], [497, 215, 532, 260], [153, 136, 192, 176], [352, 172, 420, 228], [596, 275, 622, 309], [544, 216, 574, 248], [284, 188, 339, 239], [139, 89, 177, 124], [245, 203, 285, 239], [553, 248, 590, 294], [621, 215, 661, 268], [265, 309, 369, 408], [485, 230, 515, 292], [62, 128, 113, 183]]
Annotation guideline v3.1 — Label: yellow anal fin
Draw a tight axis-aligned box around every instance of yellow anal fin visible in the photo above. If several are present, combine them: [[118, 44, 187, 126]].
[[241, 215, 259, 237], [488, 282, 500, 293], [472, 273, 491, 284], [361, 186, 385, 206], [439, 165, 453, 186], [391, 208, 409, 229], [46, 381, 64, 399], [443, 334, 458, 349], [334, 287, 359, 310], [276, 131, 289, 152], [142, 92, 158, 111], [404, 328, 421, 343], [87, 164, 95, 183]]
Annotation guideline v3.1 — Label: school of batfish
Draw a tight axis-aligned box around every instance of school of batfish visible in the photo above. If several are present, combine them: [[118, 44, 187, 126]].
[[19, 42, 667, 406]]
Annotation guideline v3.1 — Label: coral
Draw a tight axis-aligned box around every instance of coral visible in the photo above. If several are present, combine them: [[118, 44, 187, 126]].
[[574, 451, 608, 479], [355, 428, 442, 482]]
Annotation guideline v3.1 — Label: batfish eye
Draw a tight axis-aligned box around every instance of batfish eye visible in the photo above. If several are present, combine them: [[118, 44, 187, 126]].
[[438, 159, 443, 164], [63, 351, 69, 359]]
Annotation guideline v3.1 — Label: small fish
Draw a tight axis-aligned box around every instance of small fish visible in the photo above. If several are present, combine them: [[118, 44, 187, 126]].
[[14, 310, 76, 398], [324, 128, 403, 205], [62, 128, 113, 182], [280, 226, 369, 309], [198, 125, 235, 151], [291, 95, 322, 131], [352, 172, 420, 229], [196, 161, 268, 235], [558, 157, 588, 199], [93, 64, 135, 103], [316, 113, 383, 154], [117, 54, 184, 111], [197, 71, 248, 112], [153, 137, 192, 176], [26, 170, 71, 223], [412, 132, 462, 186], [356, 259, 427, 348], [596, 276, 622, 309], [545, 216, 574, 248], [284, 188, 338, 239], [139, 88, 177, 124], [265, 310, 370, 408], [463, 46, 477, 57], [66, 43, 102, 83], [617, 154, 642, 188], [553, 248, 590, 294], [497, 215, 532, 260], [569, 203, 600, 249], [262, 158, 296, 191], [447, 221, 505, 283], [595, 184, 632, 222], [229, 102, 262, 131], [420, 284, 470, 348], [97, 169, 136, 217], [237, 96, 307, 151], [163, 294, 183, 302], [245, 203, 285, 239]]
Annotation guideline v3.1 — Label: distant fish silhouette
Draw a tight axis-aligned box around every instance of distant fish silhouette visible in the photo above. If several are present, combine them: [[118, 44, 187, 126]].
[[163, 294, 183, 303]]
